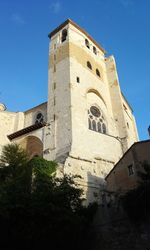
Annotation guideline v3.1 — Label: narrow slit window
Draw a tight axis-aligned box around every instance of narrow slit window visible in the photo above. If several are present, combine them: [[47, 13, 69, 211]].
[[76, 77, 80, 83], [128, 165, 134, 176], [53, 82, 56, 90], [93, 46, 97, 55]]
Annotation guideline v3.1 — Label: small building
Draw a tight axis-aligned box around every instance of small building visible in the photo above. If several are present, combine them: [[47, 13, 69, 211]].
[[106, 140, 150, 193]]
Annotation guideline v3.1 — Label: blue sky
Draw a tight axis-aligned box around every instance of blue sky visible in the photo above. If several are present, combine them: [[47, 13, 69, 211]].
[[0, 0, 149, 140]]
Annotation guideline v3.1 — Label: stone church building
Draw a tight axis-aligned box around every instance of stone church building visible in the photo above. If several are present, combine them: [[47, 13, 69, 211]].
[[0, 19, 138, 202]]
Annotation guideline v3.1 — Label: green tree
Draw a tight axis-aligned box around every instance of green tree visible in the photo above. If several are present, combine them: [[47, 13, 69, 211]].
[[0, 144, 31, 209], [0, 144, 97, 250]]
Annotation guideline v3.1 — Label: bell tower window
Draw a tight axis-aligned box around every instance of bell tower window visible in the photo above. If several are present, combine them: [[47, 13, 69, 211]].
[[61, 29, 67, 42], [87, 61, 92, 70], [85, 39, 90, 49], [96, 69, 100, 77], [93, 46, 97, 55]]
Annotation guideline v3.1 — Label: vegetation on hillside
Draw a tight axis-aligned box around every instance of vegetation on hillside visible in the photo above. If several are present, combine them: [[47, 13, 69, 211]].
[[0, 144, 97, 250]]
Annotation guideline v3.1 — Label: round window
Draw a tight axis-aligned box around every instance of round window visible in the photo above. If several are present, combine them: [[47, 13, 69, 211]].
[[35, 113, 44, 124], [90, 106, 101, 117]]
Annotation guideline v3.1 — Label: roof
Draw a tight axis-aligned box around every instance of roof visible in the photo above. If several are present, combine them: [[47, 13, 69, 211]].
[[7, 122, 46, 140], [105, 139, 150, 180], [24, 101, 47, 114], [48, 19, 106, 54], [121, 92, 133, 112]]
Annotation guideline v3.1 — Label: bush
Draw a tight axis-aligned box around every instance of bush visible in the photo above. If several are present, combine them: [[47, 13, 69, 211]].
[[0, 144, 97, 249]]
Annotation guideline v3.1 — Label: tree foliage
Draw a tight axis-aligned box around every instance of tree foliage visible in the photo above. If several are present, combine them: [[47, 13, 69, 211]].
[[121, 162, 150, 222], [0, 144, 97, 249]]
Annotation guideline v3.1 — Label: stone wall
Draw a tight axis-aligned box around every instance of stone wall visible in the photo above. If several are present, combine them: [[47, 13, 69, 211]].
[[24, 102, 47, 127], [92, 201, 150, 250], [106, 140, 150, 193], [0, 110, 24, 154]]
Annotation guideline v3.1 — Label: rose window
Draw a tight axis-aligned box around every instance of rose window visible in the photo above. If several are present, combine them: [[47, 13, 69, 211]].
[[88, 106, 107, 134]]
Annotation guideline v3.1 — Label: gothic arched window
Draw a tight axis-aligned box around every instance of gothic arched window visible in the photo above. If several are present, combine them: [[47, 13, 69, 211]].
[[85, 39, 90, 49], [35, 112, 44, 124], [61, 29, 67, 42], [96, 69, 100, 77], [87, 61, 92, 70], [88, 106, 107, 134]]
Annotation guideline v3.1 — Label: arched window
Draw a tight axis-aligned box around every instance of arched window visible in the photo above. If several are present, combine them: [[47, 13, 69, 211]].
[[102, 123, 106, 134], [35, 112, 44, 124], [92, 120, 96, 131], [96, 69, 100, 77], [93, 46, 97, 55], [88, 106, 107, 134], [61, 29, 67, 42], [97, 122, 101, 133], [85, 39, 90, 49], [87, 61, 92, 70], [88, 118, 92, 129]]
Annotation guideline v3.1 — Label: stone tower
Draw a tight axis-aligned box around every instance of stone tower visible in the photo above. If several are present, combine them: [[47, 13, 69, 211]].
[[0, 19, 138, 202], [45, 19, 138, 201]]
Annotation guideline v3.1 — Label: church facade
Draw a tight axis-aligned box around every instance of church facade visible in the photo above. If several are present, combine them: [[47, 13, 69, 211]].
[[0, 19, 138, 202]]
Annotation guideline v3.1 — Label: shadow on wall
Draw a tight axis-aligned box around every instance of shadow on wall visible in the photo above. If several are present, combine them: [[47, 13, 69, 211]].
[[86, 171, 124, 225], [86, 171, 106, 205], [20, 136, 43, 159]]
